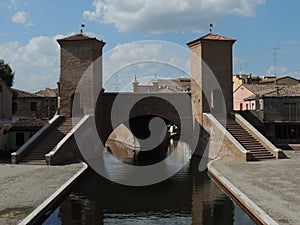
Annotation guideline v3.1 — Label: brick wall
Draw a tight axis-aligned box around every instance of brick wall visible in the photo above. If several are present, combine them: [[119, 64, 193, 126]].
[[95, 92, 194, 145], [0, 81, 12, 120], [188, 36, 235, 125], [58, 37, 105, 117], [13, 97, 47, 118]]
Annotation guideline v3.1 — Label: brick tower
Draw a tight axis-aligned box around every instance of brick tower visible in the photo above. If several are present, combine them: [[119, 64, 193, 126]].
[[57, 34, 105, 117], [187, 33, 236, 123]]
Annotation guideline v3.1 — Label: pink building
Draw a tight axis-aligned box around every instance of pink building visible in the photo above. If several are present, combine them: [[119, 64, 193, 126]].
[[233, 84, 264, 111]]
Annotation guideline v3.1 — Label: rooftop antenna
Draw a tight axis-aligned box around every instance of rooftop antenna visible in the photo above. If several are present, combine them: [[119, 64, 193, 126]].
[[209, 24, 213, 34], [272, 47, 279, 77], [80, 24, 85, 34]]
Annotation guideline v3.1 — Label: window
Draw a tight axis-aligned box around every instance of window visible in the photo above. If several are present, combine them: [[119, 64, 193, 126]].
[[211, 89, 223, 113], [16, 133, 25, 146], [31, 102, 37, 111], [12, 102, 17, 112], [275, 124, 300, 139], [283, 103, 296, 121]]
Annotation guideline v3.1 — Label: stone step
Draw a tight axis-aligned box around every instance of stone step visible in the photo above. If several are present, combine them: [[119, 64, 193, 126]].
[[23, 152, 49, 156], [242, 144, 264, 147], [228, 133, 251, 136], [242, 144, 265, 148], [250, 151, 272, 155], [251, 151, 273, 155], [219, 116, 276, 161], [228, 131, 251, 135], [241, 142, 263, 146], [17, 116, 74, 163], [248, 149, 270, 153], [236, 139, 259, 142], [239, 142, 261, 146], [19, 160, 46, 165], [252, 155, 276, 160]]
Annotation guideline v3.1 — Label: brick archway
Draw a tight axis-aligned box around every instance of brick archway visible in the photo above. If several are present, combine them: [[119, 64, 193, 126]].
[[95, 92, 193, 146]]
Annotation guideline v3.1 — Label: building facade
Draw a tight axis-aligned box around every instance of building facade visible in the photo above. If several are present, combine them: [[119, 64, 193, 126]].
[[187, 33, 236, 123], [12, 88, 56, 119], [235, 83, 300, 143], [132, 77, 191, 93], [57, 34, 105, 117], [0, 80, 12, 123]]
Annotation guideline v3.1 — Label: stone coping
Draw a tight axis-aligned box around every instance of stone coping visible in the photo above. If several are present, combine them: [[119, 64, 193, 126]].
[[19, 162, 88, 225], [208, 160, 278, 225]]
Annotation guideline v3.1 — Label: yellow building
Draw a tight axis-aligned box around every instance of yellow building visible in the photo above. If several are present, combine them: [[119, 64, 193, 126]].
[[233, 74, 250, 91]]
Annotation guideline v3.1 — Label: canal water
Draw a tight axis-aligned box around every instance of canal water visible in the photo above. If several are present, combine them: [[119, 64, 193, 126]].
[[43, 140, 257, 225]]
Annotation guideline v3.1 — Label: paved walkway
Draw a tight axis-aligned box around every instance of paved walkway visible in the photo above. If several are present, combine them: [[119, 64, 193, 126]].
[[209, 151, 300, 225], [0, 163, 84, 225]]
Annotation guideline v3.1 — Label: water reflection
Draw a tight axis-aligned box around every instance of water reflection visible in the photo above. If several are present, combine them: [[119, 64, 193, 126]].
[[43, 153, 256, 225]]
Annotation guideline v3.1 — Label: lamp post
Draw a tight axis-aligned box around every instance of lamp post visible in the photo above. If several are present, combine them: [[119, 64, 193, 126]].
[[0, 84, 3, 120], [0, 84, 3, 136]]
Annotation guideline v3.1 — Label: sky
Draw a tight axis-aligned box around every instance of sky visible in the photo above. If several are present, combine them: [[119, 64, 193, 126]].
[[1, 0, 300, 92]]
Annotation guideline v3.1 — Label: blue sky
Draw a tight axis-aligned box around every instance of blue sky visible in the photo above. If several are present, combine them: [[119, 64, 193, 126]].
[[1, 0, 300, 91]]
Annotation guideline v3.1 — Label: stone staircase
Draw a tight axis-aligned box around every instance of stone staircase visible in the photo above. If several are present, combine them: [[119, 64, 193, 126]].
[[220, 117, 276, 161], [18, 117, 73, 165]]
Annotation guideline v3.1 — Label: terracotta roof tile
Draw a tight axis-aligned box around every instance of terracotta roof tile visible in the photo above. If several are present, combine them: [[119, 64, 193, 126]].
[[200, 33, 236, 41], [187, 33, 236, 46], [12, 88, 40, 98], [243, 84, 300, 99], [35, 88, 57, 97], [58, 34, 95, 41], [260, 76, 299, 84], [11, 118, 47, 129], [57, 34, 105, 44]]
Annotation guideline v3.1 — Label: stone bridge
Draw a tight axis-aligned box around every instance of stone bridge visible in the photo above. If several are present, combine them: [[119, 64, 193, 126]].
[[95, 92, 195, 147]]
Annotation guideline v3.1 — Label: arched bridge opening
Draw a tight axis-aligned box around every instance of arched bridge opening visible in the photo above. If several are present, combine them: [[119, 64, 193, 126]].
[[95, 92, 194, 162]]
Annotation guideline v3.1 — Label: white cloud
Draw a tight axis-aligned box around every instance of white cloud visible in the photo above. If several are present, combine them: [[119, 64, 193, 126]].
[[83, 0, 265, 33], [287, 70, 300, 79], [11, 11, 33, 27], [234, 56, 246, 65], [266, 66, 288, 76], [283, 40, 299, 45], [8, 0, 18, 10], [103, 42, 163, 81], [103, 41, 191, 91], [11, 11, 27, 23], [0, 35, 64, 91]]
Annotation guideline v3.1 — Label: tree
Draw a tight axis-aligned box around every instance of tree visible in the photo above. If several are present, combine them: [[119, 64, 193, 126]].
[[0, 59, 15, 87]]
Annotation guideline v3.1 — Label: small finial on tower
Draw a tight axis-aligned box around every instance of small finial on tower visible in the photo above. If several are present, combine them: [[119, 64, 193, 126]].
[[80, 24, 85, 34], [209, 24, 213, 34]]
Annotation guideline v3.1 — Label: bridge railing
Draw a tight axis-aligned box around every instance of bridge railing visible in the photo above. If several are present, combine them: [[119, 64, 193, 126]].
[[45, 115, 90, 165], [203, 113, 251, 162]]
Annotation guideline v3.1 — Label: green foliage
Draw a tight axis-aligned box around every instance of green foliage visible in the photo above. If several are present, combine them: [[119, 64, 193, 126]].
[[0, 59, 15, 87]]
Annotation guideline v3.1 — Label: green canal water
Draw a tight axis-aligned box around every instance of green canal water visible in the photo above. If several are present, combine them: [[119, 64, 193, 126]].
[[42, 141, 257, 225]]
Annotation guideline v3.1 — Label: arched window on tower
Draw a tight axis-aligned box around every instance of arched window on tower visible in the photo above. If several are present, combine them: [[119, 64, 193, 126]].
[[211, 89, 224, 114]]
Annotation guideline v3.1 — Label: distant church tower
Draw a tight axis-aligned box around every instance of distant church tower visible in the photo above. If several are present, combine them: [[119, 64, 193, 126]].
[[187, 33, 236, 124], [57, 34, 105, 117]]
